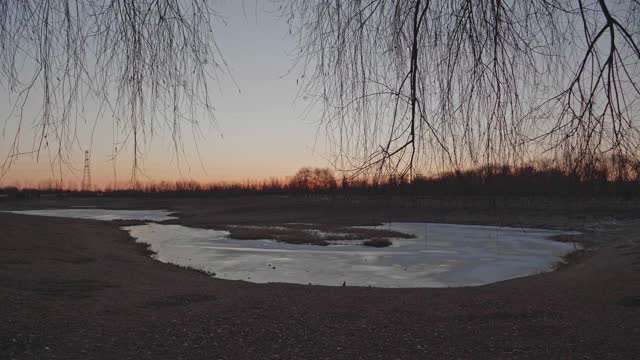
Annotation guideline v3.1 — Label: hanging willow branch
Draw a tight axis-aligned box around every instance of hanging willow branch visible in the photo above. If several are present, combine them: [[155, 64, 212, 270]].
[[280, 0, 640, 180], [0, 0, 227, 182]]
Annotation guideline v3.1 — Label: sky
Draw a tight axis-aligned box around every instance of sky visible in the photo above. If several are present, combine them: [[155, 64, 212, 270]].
[[0, 1, 328, 188], [3, 1, 637, 189]]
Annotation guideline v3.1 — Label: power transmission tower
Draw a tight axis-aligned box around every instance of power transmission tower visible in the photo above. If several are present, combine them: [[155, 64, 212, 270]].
[[82, 150, 92, 191]]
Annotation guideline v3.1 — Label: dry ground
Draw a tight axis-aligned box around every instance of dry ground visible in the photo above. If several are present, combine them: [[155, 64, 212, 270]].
[[1, 195, 639, 359]]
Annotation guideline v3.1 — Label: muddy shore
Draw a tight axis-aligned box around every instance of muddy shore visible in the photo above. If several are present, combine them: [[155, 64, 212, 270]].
[[1, 196, 640, 359]]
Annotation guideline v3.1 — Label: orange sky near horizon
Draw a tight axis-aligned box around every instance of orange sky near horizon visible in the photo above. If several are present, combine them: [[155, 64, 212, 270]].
[[0, 2, 330, 188]]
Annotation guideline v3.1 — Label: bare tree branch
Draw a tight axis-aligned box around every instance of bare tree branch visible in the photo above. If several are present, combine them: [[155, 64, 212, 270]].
[[0, 0, 228, 183], [280, 0, 640, 179]]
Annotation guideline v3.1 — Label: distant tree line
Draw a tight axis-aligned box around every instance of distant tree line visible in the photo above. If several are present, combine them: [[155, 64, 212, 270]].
[[2, 156, 640, 198]]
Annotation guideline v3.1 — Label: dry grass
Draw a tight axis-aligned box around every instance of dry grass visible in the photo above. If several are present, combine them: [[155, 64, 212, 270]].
[[217, 223, 413, 247], [362, 238, 393, 247]]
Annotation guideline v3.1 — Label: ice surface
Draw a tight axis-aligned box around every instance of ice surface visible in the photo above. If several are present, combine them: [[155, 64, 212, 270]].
[[6, 208, 177, 222], [9, 208, 579, 288], [124, 222, 579, 288]]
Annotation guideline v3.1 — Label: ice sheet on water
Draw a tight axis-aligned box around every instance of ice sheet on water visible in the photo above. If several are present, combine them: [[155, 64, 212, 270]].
[[6, 208, 177, 222], [124, 221, 579, 288], [8, 208, 579, 288]]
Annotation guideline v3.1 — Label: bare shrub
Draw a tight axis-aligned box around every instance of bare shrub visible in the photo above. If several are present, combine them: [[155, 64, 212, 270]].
[[280, 0, 640, 178]]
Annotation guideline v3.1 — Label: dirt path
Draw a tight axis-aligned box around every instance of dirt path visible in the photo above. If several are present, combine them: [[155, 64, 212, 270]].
[[1, 202, 640, 359]]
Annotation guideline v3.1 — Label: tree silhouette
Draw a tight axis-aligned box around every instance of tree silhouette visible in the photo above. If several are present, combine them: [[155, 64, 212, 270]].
[[280, 0, 640, 179], [2, 1, 639, 183], [290, 167, 337, 191], [0, 0, 229, 182]]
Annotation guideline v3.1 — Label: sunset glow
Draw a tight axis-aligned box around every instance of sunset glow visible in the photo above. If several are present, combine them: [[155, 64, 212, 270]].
[[0, 1, 326, 187]]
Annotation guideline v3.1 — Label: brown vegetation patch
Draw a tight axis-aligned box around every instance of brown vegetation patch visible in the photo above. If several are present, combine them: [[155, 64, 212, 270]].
[[362, 238, 393, 247], [218, 223, 413, 247]]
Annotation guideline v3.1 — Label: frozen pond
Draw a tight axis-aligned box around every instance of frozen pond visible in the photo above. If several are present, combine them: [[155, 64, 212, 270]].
[[7, 208, 177, 222], [7, 208, 579, 288]]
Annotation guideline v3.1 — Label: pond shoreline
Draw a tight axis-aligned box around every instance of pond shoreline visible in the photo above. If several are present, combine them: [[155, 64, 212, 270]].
[[5, 208, 581, 287], [1, 197, 639, 358]]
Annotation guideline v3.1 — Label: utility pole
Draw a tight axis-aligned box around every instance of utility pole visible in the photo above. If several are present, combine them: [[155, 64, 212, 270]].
[[81, 150, 92, 191]]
